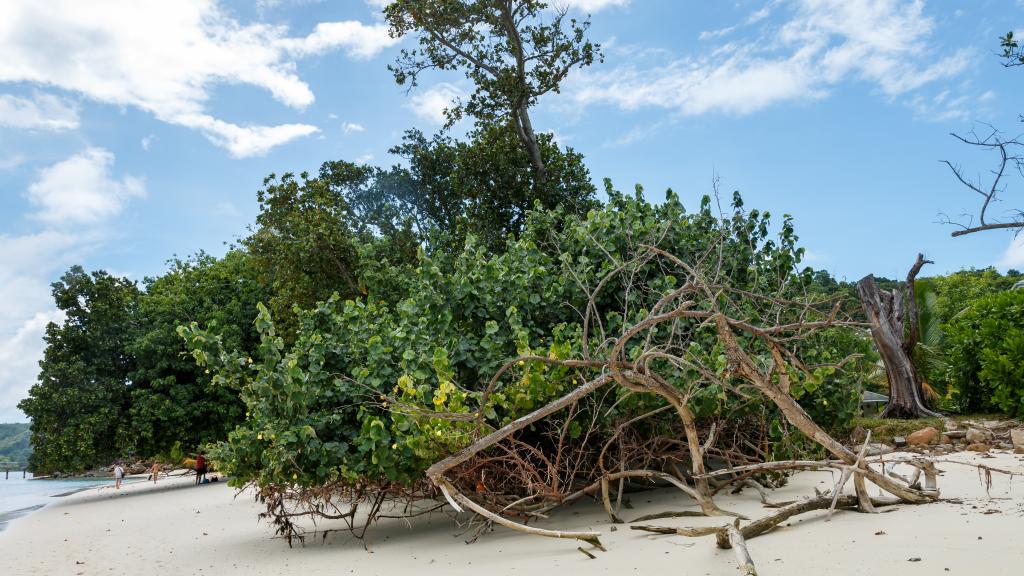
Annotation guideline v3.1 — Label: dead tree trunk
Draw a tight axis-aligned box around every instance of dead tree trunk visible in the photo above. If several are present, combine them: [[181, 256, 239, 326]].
[[857, 254, 940, 418]]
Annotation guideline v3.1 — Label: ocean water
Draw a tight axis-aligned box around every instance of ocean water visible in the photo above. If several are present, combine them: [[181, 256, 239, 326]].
[[0, 473, 112, 531]]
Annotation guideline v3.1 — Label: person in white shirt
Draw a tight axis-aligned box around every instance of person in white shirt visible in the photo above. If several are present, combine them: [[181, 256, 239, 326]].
[[114, 464, 125, 489]]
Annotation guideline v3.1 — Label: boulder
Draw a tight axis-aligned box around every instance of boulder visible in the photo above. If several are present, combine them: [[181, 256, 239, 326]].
[[965, 428, 989, 444], [1010, 428, 1024, 450], [945, 430, 966, 440], [893, 436, 907, 448], [966, 442, 990, 452], [906, 427, 940, 446], [1014, 446, 1024, 455]]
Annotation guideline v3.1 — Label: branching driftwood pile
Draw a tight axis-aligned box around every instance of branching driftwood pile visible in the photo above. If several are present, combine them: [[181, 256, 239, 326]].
[[416, 246, 954, 570], [259, 244, 1008, 574]]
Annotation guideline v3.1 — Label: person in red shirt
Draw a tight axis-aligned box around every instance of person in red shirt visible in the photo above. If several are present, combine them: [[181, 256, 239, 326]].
[[194, 452, 207, 485]]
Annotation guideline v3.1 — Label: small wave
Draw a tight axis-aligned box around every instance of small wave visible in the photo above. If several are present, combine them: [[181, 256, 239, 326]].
[[0, 504, 46, 532]]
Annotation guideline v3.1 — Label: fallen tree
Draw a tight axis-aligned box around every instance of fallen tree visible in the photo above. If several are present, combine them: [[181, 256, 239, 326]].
[[183, 191, 899, 560], [420, 243, 940, 553]]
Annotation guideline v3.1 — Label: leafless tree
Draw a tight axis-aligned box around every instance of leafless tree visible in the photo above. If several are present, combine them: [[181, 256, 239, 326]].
[[940, 125, 1024, 237]]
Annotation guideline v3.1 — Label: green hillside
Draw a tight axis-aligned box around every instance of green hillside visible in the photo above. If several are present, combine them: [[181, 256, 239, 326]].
[[0, 423, 31, 464]]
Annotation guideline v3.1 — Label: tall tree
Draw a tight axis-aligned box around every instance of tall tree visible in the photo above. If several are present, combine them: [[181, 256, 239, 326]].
[[128, 251, 268, 457], [385, 0, 602, 183], [244, 168, 368, 332], [244, 164, 423, 333], [19, 267, 140, 472], [375, 124, 596, 252]]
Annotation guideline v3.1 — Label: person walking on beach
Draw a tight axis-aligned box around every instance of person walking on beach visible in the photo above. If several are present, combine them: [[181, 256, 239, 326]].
[[114, 463, 125, 489], [194, 452, 206, 486], [150, 461, 161, 484]]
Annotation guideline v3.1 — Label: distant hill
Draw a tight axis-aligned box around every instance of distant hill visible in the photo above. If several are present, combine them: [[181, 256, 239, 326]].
[[0, 423, 31, 464]]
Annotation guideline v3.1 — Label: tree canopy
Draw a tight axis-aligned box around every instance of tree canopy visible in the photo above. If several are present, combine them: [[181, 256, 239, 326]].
[[386, 0, 601, 182], [19, 267, 140, 472]]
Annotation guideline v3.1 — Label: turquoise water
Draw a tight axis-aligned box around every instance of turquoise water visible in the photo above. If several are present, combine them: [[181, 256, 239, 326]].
[[0, 473, 112, 530]]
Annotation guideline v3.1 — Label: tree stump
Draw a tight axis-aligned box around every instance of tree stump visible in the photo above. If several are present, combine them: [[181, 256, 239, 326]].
[[857, 254, 940, 418]]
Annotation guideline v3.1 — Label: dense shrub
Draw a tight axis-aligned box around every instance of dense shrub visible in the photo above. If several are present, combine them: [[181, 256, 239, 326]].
[[944, 289, 1024, 416], [182, 188, 869, 498]]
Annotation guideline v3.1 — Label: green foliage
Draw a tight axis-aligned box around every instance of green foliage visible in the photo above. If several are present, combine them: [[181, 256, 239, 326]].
[[923, 268, 1022, 321], [908, 268, 1023, 411], [944, 288, 1024, 417], [385, 0, 601, 182], [19, 267, 140, 473], [244, 167, 385, 334], [127, 250, 269, 457], [385, 0, 601, 128], [166, 440, 185, 466], [381, 125, 597, 252], [1001, 30, 1023, 67], [184, 187, 869, 493], [849, 416, 946, 444], [0, 423, 32, 464], [19, 251, 272, 473]]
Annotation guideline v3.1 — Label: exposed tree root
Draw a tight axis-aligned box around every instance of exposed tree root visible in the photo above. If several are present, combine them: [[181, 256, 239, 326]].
[[437, 478, 604, 549]]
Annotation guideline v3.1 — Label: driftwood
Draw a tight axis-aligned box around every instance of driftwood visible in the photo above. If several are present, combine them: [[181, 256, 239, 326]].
[[633, 494, 902, 574], [415, 244, 949, 556]]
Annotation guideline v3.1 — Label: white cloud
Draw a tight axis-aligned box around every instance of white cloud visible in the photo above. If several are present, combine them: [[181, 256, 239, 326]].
[[999, 234, 1024, 269], [342, 121, 366, 134], [700, 2, 777, 41], [27, 148, 145, 226], [279, 21, 398, 59], [555, 0, 630, 12], [603, 121, 665, 148], [355, 153, 375, 165], [0, 309, 64, 422], [0, 230, 85, 422], [0, 145, 148, 421], [570, 0, 970, 118], [909, 86, 987, 121], [802, 249, 828, 264], [406, 83, 464, 124], [0, 231, 82, 330], [212, 201, 240, 218], [0, 0, 399, 156], [178, 115, 320, 158], [699, 26, 736, 41], [0, 92, 79, 131], [0, 154, 26, 170], [140, 134, 155, 151]]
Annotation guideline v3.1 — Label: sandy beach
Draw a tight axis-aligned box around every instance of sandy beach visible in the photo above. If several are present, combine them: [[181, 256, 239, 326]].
[[3, 451, 1023, 576]]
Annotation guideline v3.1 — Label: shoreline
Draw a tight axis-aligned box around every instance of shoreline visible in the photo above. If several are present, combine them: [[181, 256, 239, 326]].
[[0, 504, 45, 531], [0, 473, 169, 533], [2, 451, 1022, 575]]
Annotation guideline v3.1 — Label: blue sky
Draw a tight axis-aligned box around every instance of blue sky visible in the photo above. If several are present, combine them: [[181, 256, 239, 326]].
[[1, 0, 1023, 421]]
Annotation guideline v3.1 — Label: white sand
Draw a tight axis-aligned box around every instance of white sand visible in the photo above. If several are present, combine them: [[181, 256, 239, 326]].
[[3, 451, 1023, 576]]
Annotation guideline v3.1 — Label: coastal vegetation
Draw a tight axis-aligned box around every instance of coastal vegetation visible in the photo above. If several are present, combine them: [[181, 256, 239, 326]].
[[11, 2, 1024, 572]]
